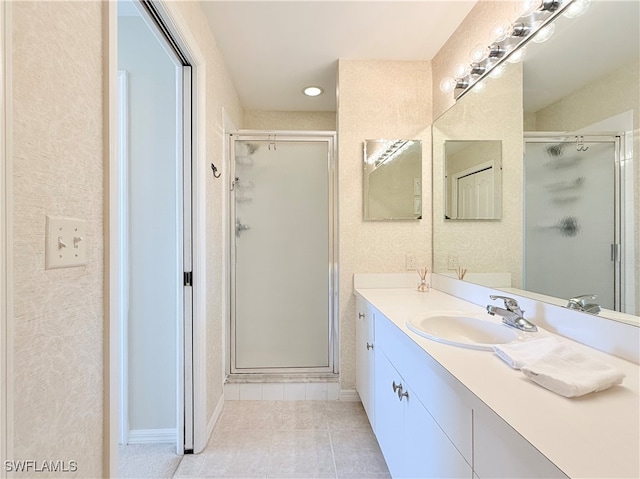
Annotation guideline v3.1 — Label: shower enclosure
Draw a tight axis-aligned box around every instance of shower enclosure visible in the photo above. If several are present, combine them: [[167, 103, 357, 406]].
[[523, 134, 632, 312], [229, 131, 338, 374]]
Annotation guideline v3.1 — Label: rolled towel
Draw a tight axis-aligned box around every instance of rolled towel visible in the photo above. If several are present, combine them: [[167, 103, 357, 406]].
[[494, 337, 625, 397], [521, 350, 625, 398], [494, 337, 562, 370]]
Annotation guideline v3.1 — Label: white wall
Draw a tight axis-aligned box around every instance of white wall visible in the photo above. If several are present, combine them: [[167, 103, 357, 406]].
[[118, 15, 179, 434]]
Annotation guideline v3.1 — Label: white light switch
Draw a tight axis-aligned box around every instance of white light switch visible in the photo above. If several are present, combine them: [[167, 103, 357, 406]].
[[45, 216, 87, 269]]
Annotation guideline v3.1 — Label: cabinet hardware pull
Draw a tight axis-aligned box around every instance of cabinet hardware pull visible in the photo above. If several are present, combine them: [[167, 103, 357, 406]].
[[358, 312, 365, 319], [398, 388, 409, 401], [366, 342, 374, 350], [392, 381, 401, 393]]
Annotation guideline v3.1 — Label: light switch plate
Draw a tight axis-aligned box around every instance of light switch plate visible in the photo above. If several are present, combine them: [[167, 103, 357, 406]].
[[45, 216, 87, 269]]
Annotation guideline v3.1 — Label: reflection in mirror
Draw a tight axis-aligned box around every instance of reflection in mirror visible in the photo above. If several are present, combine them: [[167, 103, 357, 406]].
[[445, 140, 502, 220], [432, 0, 639, 325], [363, 139, 422, 221]]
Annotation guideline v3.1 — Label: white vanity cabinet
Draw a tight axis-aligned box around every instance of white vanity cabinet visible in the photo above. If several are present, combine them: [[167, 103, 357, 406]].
[[362, 298, 568, 479], [374, 346, 472, 478], [355, 297, 375, 424], [473, 405, 567, 479]]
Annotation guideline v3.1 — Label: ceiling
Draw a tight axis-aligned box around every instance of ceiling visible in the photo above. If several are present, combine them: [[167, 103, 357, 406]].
[[200, 1, 477, 112]]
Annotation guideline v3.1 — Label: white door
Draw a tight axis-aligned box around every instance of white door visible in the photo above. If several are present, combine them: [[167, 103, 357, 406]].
[[457, 167, 494, 219]]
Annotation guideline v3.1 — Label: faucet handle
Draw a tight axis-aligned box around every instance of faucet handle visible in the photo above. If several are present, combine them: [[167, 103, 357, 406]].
[[567, 294, 598, 309], [489, 294, 521, 312]]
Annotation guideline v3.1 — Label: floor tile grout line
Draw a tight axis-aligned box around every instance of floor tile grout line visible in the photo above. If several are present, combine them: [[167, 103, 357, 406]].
[[328, 427, 340, 479]]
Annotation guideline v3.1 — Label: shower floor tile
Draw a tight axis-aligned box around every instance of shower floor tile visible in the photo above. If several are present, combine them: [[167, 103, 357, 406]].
[[174, 400, 389, 479]]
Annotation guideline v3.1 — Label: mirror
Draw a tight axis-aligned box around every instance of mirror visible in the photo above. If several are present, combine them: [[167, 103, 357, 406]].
[[445, 140, 502, 220], [364, 139, 422, 220], [432, 1, 639, 325]]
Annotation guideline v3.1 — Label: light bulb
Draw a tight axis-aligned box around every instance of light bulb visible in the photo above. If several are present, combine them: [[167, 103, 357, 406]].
[[454, 63, 471, 78], [532, 22, 555, 43], [472, 80, 487, 94], [507, 46, 527, 64], [469, 44, 489, 63], [491, 21, 511, 42], [439, 77, 458, 93], [563, 0, 590, 18], [488, 64, 507, 79], [520, 0, 542, 17]]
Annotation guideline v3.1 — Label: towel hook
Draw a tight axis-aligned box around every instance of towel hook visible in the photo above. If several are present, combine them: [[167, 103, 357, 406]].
[[576, 136, 589, 152], [211, 163, 221, 179]]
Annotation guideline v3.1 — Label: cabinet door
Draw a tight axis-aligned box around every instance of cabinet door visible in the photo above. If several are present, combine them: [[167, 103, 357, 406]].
[[374, 348, 405, 478], [355, 298, 375, 424], [404, 384, 472, 479], [474, 405, 568, 479]]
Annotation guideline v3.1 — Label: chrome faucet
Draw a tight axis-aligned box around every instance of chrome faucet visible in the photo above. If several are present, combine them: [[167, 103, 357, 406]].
[[486, 295, 538, 332], [566, 294, 601, 315]]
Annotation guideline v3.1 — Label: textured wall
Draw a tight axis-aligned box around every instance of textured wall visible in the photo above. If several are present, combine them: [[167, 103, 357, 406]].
[[337, 60, 432, 390], [11, 2, 104, 477], [432, 64, 524, 286], [244, 110, 336, 131], [174, 1, 244, 429]]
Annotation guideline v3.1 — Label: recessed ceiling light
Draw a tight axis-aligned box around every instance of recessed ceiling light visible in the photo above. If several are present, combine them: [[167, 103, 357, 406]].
[[303, 86, 324, 97]]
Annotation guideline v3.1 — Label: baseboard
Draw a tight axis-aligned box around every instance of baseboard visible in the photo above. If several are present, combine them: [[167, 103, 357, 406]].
[[127, 428, 176, 444], [340, 389, 361, 402], [206, 394, 225, 444]]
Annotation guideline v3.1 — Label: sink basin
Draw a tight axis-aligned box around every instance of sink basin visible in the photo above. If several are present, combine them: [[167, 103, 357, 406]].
[[406, 313, 519, 351]]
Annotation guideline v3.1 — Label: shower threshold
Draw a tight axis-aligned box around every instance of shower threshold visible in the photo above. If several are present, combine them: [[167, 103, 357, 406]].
[[226, 372, 339, 384]]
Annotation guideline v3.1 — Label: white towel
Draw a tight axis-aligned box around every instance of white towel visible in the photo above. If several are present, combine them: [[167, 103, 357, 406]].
[[494, 337, 561, 370], [494, 337, 625, 398]]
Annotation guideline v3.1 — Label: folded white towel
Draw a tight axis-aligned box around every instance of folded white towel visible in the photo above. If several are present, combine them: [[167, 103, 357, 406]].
[[494, 337, 625, 398], [494, 337, 561, 370]]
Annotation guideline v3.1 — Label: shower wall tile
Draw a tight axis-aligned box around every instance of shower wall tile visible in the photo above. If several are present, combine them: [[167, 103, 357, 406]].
[[262, 383, 285, 400], [239, 383, 263, 400], [283, 383, 306, 400], [328, 383, 341, 401], [305, 382, 328, 400], [224, 382, 241, 400]]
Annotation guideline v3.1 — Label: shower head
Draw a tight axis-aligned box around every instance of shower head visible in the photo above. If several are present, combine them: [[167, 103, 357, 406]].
[[546, 144, 565, 158]]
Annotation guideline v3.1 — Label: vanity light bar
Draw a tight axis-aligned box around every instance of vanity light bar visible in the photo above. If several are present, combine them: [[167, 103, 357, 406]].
[[440, 0, 588, 99]]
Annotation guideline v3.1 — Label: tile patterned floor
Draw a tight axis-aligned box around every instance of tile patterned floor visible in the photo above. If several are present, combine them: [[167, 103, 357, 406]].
[[173, 401, 390, 479], [119, 443, 182, 479]]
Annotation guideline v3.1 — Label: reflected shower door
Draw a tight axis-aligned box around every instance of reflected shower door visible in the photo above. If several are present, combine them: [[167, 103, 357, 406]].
[[524, 136, 619, 310], [232, 137, 332, 371]]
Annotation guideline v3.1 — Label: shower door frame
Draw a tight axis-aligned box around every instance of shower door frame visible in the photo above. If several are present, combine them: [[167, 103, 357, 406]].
[[228, 130, 339, 376], [523, 132, 625, 311]]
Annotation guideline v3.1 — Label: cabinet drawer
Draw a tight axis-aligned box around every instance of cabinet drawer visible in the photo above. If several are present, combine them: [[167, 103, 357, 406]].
[[376, 313, 473, 464]]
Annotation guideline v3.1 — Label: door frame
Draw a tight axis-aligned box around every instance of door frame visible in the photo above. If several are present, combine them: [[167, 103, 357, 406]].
[[0, 2, 12, 476], [523, 133, 624, 311], [107, 0, 208, 473], [227, 131, 339, 376]]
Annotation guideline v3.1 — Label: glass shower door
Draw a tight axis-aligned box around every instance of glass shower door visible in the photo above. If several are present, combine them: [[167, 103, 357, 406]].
[[231, 136, 333, 371], [524, 136, 619, 310]]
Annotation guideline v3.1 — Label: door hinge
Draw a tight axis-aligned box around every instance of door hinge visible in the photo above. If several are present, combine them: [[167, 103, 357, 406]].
[[611, 244, 620, 262], [184, 271, 193, 287]]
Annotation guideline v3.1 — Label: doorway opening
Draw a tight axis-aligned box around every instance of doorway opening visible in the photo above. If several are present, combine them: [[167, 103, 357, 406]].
[[116, 0, 193, 463]]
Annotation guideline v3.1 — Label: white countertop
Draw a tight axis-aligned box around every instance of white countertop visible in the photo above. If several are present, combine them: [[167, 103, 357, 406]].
[[355, 287, 640, 479]]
